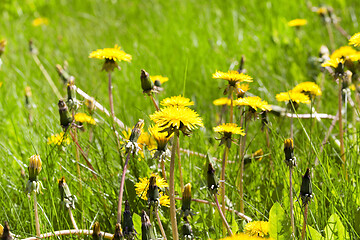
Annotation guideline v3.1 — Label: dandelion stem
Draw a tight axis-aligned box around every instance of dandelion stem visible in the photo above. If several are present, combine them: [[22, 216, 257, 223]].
[[117, 151, 131, 224], [301, 204, 309, 240], [220, 146, 229, 220], [33, 192, 40, 237], [72, 128, 83, 193], [68, 208, 78, 230], [289, 166, 295, 238], [338, 77, 347, 179], [229, 91, 234, 123], [108, 72, 115, 118], [238, 122, 249, 214], [161, 159, 167, 181], [325, 21, 335, 51], [169, 132, 179, 240], [290, 113, 294, 139], [213, 194, 233, 236], [177, 137, 184, 192], [150, 94, 160, 111], [155, 207, 167, 240]]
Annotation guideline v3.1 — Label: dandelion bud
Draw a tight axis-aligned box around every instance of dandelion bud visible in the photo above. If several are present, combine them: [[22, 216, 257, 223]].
[[343, 70, 352, 89], [284, 139, 296, 168], [140, 69, 154, 94], [58, 99, 73, 130], [125, 119, 144, 155], [147, 175, 160, 208], [181, 183, 192, 217], [56, 64, 73, 85], [92, 222, 103, 240], [28, 155, 42, 181], [182, 218, 193, 239], [141, 211, 154, 240], [112, 223, 124, 240], [86, 97, 96, 114], [300, 168, 313, 206], [1, 222, 12, 240], [207, 163, 218, 194], [122, 201, 135, 239], [58, 177, 77, 209]]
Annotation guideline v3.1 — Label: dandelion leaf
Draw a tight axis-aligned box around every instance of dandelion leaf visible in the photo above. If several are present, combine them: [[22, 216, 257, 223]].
[[307, 225, 324, 240], [325, 213, 350, 240], [269, 202, 291, 240], [132, 213, 142, 236]]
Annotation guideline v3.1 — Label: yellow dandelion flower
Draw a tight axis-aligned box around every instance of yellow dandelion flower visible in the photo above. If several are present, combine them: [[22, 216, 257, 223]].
[[292, 81, 322, 97], [149, 124, 172, 150], [0, 82, 3, 88], [47, 132, 71, 146], [159, 195, 170, 207], [316, 7, 328, 15], [219, 233, 266, 240], [235, 96, 272, 111], [135, 174, 169, 207], [349, 52, 360, 62], [213, 97, 231, 106], [150, 75, 169, 84], [0, 223, 3, 236], [89, 45, 132, 62], [214, 123, 245, 136], [160, 95, 194, 107], [252, 149, 264, 161], [32, 17, 49, 27], [74, 113, 96, 125], [150, 106, 203, 135], [288, 19, 307, 27], [330, 46, 357, 60], [349, 32, 360, 47], [276, 90, 311, 104], [321, 58, 344, 68], [138, 131, 157, 151], [244, 221, 270, 237], [213, 70, 253, 86]]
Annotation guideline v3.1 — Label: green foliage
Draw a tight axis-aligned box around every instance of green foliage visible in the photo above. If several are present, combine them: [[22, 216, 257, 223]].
[[325, 213, 350, 240], [269, 202, 291, 240]]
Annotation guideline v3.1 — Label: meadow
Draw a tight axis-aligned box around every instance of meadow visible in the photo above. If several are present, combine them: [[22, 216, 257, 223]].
[[0, 0, 360, 239]]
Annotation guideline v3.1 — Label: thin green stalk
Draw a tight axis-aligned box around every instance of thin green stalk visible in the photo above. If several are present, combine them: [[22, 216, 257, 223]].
[[290, 113, 294, 139], [108, 72, 115, 118], [169, 132, 179, 240], [213, 194, 233, 236], [238, 122, 248, 213], [289, 167, 295, 238], [155, 208, 167, 240], [229, 91, 234, 123], [117, 151, 131, 224], [301, 204, 309, 240], [338, 77, 346, 179], [220, 146, 229, 217], [150, 94, 160, 111], [68, 208, 78, 230], [33, 192, 40, 237], [177, 137, 184, 192]]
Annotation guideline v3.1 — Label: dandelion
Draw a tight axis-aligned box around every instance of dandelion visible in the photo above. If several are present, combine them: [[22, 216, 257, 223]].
[[287, 19, 307, 27], [244, 221, 269, 237], [321, 58, 345, 74], [0, 39, 6, 56], [213, 97, 231, 106], [135, 174, 169, 207], [235, 96, 272, 112], [160, 95, 194, 107], [122, 201, 136, 239], [236, 83, 250, 98], [214, 123, 245, 148], [330, 46, 357, 60], [276, 90, 311, 105], [292, 81, 322, 98], [32, 17, 49, 27], [219, 233, 265, 240], [316, 7, 328, 15], [181, 183, 192, 217], [47, 132, 71, 146], [74, 112, 96, 125], [349, 32, 360, 47], [150, 75, 169, 87], [300, 168, 313, 240], [213, 70, 253, 87]]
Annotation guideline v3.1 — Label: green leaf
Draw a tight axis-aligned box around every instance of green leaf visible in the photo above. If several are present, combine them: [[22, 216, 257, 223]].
[[325, 213, 349, 240], [307, 225, 324, 240], [133, 213, 142, 235], [269, 202, 291, 240]]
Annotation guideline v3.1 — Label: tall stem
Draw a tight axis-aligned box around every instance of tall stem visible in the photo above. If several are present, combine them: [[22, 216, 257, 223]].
[[301, 204, 309, 240], [214, 194, 233, 236], [117, 151, 131, 224], [289, 167, 295, 238], [220, 146, 229, 218], [68, 208, 79, 230], [338, 78, 346, 179], [177, 137, 184, 192], [108, 72, 115, 118], [33, 192, 40, 237], [229, 91, 234, 123], [239, 122, 248, 213], [290, 113, 294, 139], [169, 132, 179, 240], [161, 159, 167, 181], [149, 94, 160, 111], [155, 208, 167, 240]]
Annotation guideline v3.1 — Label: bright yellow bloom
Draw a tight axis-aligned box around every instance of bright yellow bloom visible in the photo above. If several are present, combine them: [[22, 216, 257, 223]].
[[349, 52, 360, 62], [74, 113, 96, 125], [330, 46, 357, 60], [244, 221, 270, 237], [89, 45, 132, 62], [135, 174, 169, 207], [219, 233, 266, 240], [213, 97, 231, 106], [349, 32, 360, 47], [316, 7, 328, 15], [252, 149, 264, 161], [160, 95, 194, 107], [235, 96, 272, 111], [0, 82, 2, 88], [213, 70, 253, 86], [276, 90, 311, 104], [292, 81, 322, 97], [150, 75, 169, 84], [321, 58, 344, 68], [47, 132, 71, 145], [288, 19, 307, 27], [150, 106, 203, 135], [214, 123, 245, 136], [32, 17, 49, 26], [149, 124, 172, 150], [29, 155, 42, 180], [0, 223, 3, 236], [138, 131, 157, 152]]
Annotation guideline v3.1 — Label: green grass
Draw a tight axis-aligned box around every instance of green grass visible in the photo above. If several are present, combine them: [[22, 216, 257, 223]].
[[0, 0, 360, 239]]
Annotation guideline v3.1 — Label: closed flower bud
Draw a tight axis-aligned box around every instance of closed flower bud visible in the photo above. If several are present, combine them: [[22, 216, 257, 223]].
[[56, 64, 73, 85], [28, 155, 42, 181], [122, 201, 136, 239], [112, 223, 123, 240], [300, 168, 313, 206], [284, 139, 296, 167], [58, 177, 77, 209], [1, 222, 12, 240], [58, 99, 73, 130], [141, 211, 154, 240], [25, 86, 32, 109], [147, 176, 160, 208], [126, 119, 144, 155], [207, 163, 219, 194], [92, 222, 103, 240], [181, 183, 192, 217], [140, 69, 154, 94], [86, 97, 96, 114]]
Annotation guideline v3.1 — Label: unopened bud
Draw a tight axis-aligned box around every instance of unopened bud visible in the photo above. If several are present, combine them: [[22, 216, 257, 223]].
[[147, 175, 160, 208], [112, 223, 123, 240], [86, 97, 96, 114], [122, 201, 135, 239], [28, 155, 42, 181], [58, 100, 73, 130], [92, 222, 103, 240], [141, 211, 154, 240], [284, 139, 296, 167], [207, 163, 218, 194], [129, 119, 144, 143], [140, 69, 154, 94], [58, 177, 77, 209], [300, 168, 313, 206], [1, 222, 12, 240]]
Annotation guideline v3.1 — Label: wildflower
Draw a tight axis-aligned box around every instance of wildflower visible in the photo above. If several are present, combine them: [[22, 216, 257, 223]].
[[244, 221, 269, 237], [213, 97, 231, 106], [213, 70, 253, 87], [134, 174, 170, 207], [74, 113, 96, 125], [300, 168, 313, 206], [47, 132, 71, 146], [122, 201, 136, 239], [349, 52, 360, 62], [236, 83, 250, 98], [149, 124, 172, 161], [287, 19, 307, 27], [125, 119, 144, 155], [58, 100, 73, 130], [32, 17, 49, 27], [207, 163, 219, 194], [316, 7, 328, 15], [284, 138, 296, 167], [321, 58, 344, 74], [330, 46, 357, 60], [92, 222, 102, 240], [89, 45, 131, 72], [181, 183, 192, 217], [85, 97, 96, 114], [160, 95, 194, 107], [140, 69, 156, 94], [150, 75, 169, 87], [150, 106, 203, 136], [349, 32, 360, 47], [276, 90, 311, 106], [235, 96, 272, 112], [112, 223, 123, 240], [66, 79, 80, 111], [141, 211, 154, 240], [58, 177, 77, 209], [252, 149, 264, 161], [219, 233, 266, 239], [26, 155, 44, 194], [214, 123, 245, 148], [0, 39, 6, 56], [292, 81, 322, 98], [138, 131, 157, 152]]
